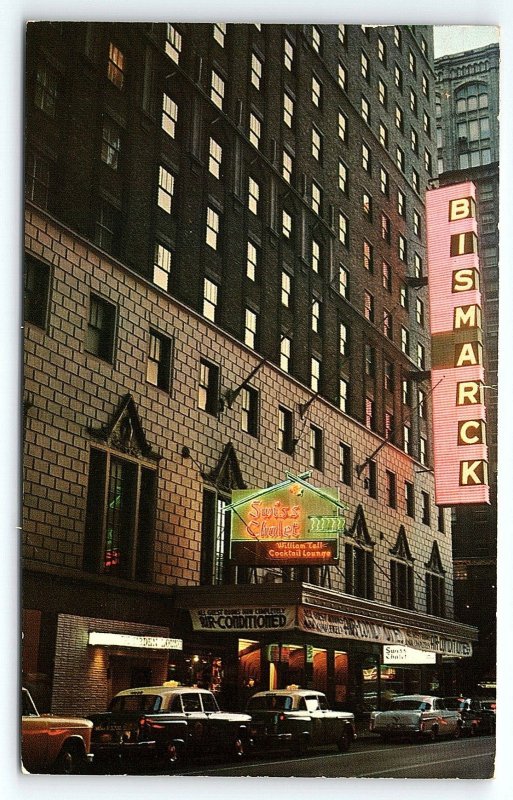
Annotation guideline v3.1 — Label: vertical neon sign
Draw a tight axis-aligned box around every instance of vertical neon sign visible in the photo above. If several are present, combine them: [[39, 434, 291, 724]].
[[426, 182, 490, 506]]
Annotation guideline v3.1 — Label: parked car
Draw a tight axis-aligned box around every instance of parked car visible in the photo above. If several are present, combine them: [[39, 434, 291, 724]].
[[21, 687, 94, 774], [88, 684, 251, 769], [443, 697, 496, 736], [369, 694, 462, 742], [246, 689, 356, 756]]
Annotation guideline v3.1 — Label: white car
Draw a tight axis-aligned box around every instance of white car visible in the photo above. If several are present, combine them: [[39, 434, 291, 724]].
[[370, 694, 462, 742]]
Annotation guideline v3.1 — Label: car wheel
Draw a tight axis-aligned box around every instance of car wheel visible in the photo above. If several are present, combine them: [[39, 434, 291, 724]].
[[469, 723, 477, 737], [426, 726, 438, 743], [162, 741, 185, 770], [453, 723, 462, 740], [292, 736, 308, 757], [337, 727, 351, 753], [231, 736, 245, 760], [53, 741, 86, 774]]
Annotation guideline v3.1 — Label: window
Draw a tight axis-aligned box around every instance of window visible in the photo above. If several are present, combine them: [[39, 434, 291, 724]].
[[416, 297, 425, 326], [241, 386, 259, 436], [206, 206, 220, 250], [385, 411, 394, 441], [278, 406, 294, 453], [213, 22, 226, 46], [162, 94, 178, 138], [362, 142, 371, 173], [309, 425, 323, 470], [345, 521, 374, 600], [367, 460, 377, 498], [158, 165, 175, 213], [282, 209, 292, 238], [338, 62, 347, 91], [209, 137, 222, 178], [426, 565, 445, 617], [339, 160, 348, 193], [424, 149, 432, 175], [405, 481, 415, 517], [378, 79, 387, 108], [35, 62, 58, 116], [365, 397, 376, 430], [422, 73, 429, 99], [391, 559, 414, 610], [311, 357, 321, 392], [24, 255, 50, 329], [402, 379, 412, 406], [361, 96, 370, 124], [423, 111, 431, 137], [312, 25, 322, 53], [311, 298, 321, 332], [249, 112, 261, 148], [339, 265, 349, 298], [244, 307, 258, 348], [394, 63, 403, 91], [410, 89, 417, 116], [284, 38, 294, 70], [397, 189, 405, 217], [383, 309, 393, 339], [395, 104, 403, 132], [251, 52, 263, 89], [377, 36, 386, 65], [380, 167, 389, 196], [311, 238, 321, 273], [283, 92, 294, 127], [203, 278, 218, 322], [107, 43, 125, 89], [394, 26, 402, 49], [147, 329, 172, 390], [339, 212, 348, 246], [378, 123, 388, 151], [363, 240, 373, 272], [281, 271, 291, 306], [154, 242, 172, 291], [339, 322, 348, 355], [94, 200, 119, 254], [86, 294, 116, 362], [25, 150, 51, 208], [364, 291, 374, 323], [165, 24, 182, 63], [412, 168, 420, 194], [101, 120, 121, 170], [438, 507, 445, 534], [365, 344, 376, 377], [398, 234, 407, 263], [311, 126, 322, 161], [384, 359, 394, 391], [401, 326, 410, 355], [248, 176, 260, 215], [338, 24, 346, 44], [339, 378, 348, 412], [403, 424, 411, 454], [200, 490, 230, 585], [410, 127, 418, 155], [83, 449, 156, 580], [417, 342, 425, 370], [408, 49, 416, 75], [311, 181, 322, 215], [420, 436, 428, 467], [418, 389, 426, 419], [280, 335, 291, 372], [382, 260, 392, 291], [338, 111, 348, 141], [413, 210, 421, 238], [246, 240, 259, 281], [396, 146, 405, 172], [381, 214, 392, 244], [386, 470, 397, 508], [421, 491, 431, 525], [339, 443, 351, 485], [361, 51, 370, 81], [400, 283, 408, 309], [199, 359, 220, 415], [312, 75, 322, 107], [211, 70, 225, 109], [362, 192, 372, 217]]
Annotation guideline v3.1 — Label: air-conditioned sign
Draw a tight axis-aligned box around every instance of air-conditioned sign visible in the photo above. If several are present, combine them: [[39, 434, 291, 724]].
[[383, 645, 436, 665], [426, 182, 489, 506]]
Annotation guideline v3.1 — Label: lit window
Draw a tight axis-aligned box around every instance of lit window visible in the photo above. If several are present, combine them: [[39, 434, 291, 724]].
[[282, 149, 293, 183], [422, 73, 429, 99], [397, 189, 405, 217], [412, 168, 420, 193], [394, 64, 403, 91], [282, 209, 292, 238], [361, 51, 370, 81], [401, 326, 410, 355], [311, 298, 321, 332], [378, 36, 386, 64], [339, 322, 348, 355], [147, 329, 172, 390], [312, 75, 322, 107], [158, 166, 174, 214], [211, 70, 225, 109], [379, 123, 388, 149], [208, 137, 223, 178], [246, 240, 258, 281], [283, 92, 294, 127], [206, 206, 220, 250], [420, 437, 428, 466], [162, 94, 178, 138], [382, 260, 392, 291], [400, 284, 408, 309], [339, 160, 348, 193], [361, 96, 370, 124], [309, 425, 323, 470], [339, 265, 349, 298], [244, 308, 257, 348], [396, 147, 405, 172], [213, 23, 227, 46], [311, 126, 322, 161], [284, 38, 294, 70], [403, 425, 411, 454], [338, 62, 347, 90], [362, 142, 371, 172], [413, 210, 421, 237], [398, 235, 407, 263], [165, 25, 182, 63], [311, 357, 321, 392], [101, 120, 121, 169], [378, 79, 387, 107], [339, 212, 348, 246], [249, 112, 261, 148], [153, 242, 172, 291], [402, 379, 412, 406], [362, 192, 372, 217], [280, 336, 291, 373], [363, 240, 373, 272], [339, 379, 348, 412], [281, 271, 291, 306], [108, 43, 125, 89], [381, 214, 391, 243], [418, 389, 426, 419], [312, 238, 320, 273], [251, 52, 263, 90], [395, 104, 403, 131], [417, 342, 425, 370], [411, 128, 418, 154], [364, 291, 374, 322], [338, 24, 346, 44], [338, 111, 348, 141], [380, 167, 389, 196], [203, 278, 218, 321], [312, 25, 322, 53], [424, 149, 432, 175], [423, 111, 431, 136], [414, 253, 423, 277], [311, 181, 322, 215], [248, 176, 260, 215], [394, 26, 401, 49], [410, 89, 417, 116], [409, 49, 416, 75]]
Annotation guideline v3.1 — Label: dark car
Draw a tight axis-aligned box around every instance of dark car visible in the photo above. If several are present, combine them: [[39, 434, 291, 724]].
[[444, 697, 496, 736], [246, 689, 356, 756], [88, 684, 251, 770]]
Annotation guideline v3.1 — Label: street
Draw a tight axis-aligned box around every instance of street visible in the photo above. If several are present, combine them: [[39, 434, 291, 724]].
[[106, 735, 495, 779]]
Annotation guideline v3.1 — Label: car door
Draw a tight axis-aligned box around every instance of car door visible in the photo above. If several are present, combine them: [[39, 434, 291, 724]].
[[21, 690, 49, 772], [181, 692, 207, 754], [434, 698, 455, 734], [317, 694, 340, 744], [304, 694, 325, 745]]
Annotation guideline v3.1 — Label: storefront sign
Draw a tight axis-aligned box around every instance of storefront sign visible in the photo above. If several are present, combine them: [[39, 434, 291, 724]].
[[298, 607, 472, 657], [88, 632, 183, 650], [426, 182, 489, 506], [383, 645, 436, 665], [227, 474, 346, 566], [190, 606, 296, 633]]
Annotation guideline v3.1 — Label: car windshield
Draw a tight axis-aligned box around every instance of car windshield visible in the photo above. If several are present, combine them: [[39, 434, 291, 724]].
[[109, 694, 162, 712], [391, 699, 432, 711], [247, 695, 294, 711], [444, 698, 465, 710]]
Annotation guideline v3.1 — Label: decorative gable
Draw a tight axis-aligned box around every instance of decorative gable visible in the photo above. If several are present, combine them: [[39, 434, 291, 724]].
[[426, 541, 445, 574], [390, 525, 414, 562], [349, 504, 374, 547], [205, 441, 247, 491], [87, 393, 160, 461]]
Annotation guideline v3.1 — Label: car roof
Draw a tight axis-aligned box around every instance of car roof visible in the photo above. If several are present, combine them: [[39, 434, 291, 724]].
[[391, 694, 439, 701], [250, 689, 325, 697], [114, 685, 213, 697]]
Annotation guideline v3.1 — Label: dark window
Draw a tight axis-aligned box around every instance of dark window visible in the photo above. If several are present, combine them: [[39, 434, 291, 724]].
[[339, 443, 351, 485], [146, 329, 173, 391], [437, 506, 445, 533], [278, 406, 294, 454], [26, 150, 51, 208], [405, 481, 415, 517], [426, 572, 445, 616], [421, 491, 431, 525], [86, 293, 116, 362], [35, 62, 58, 116], [101, 119, 122, 169], [24, 255, 50, 329], [345, 543, 374, 599], [83, 449, 156, 580], [200, 490, 231, 585], [309, 425, 323, 470], [241, 386, 259, 437], [94, 200, 120, 254], [386, 470, 397, 508], [199, 359, 220, 416], [367, 459, 377, 498], [391, 560, 414, 609]]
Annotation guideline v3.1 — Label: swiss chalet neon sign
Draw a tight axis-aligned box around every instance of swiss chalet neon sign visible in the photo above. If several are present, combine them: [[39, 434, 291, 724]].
[[426, 182, 490, 506]]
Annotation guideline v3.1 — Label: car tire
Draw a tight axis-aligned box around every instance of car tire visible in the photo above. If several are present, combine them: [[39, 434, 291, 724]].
[[231, 736, 246, 760], [426, 726, 438, 743], [337, 727, 351, 753], [162, 740, 185, 770], [453, 723, 462, 740], [292, 736, 308, 758], [53, 741, 86, 774]]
